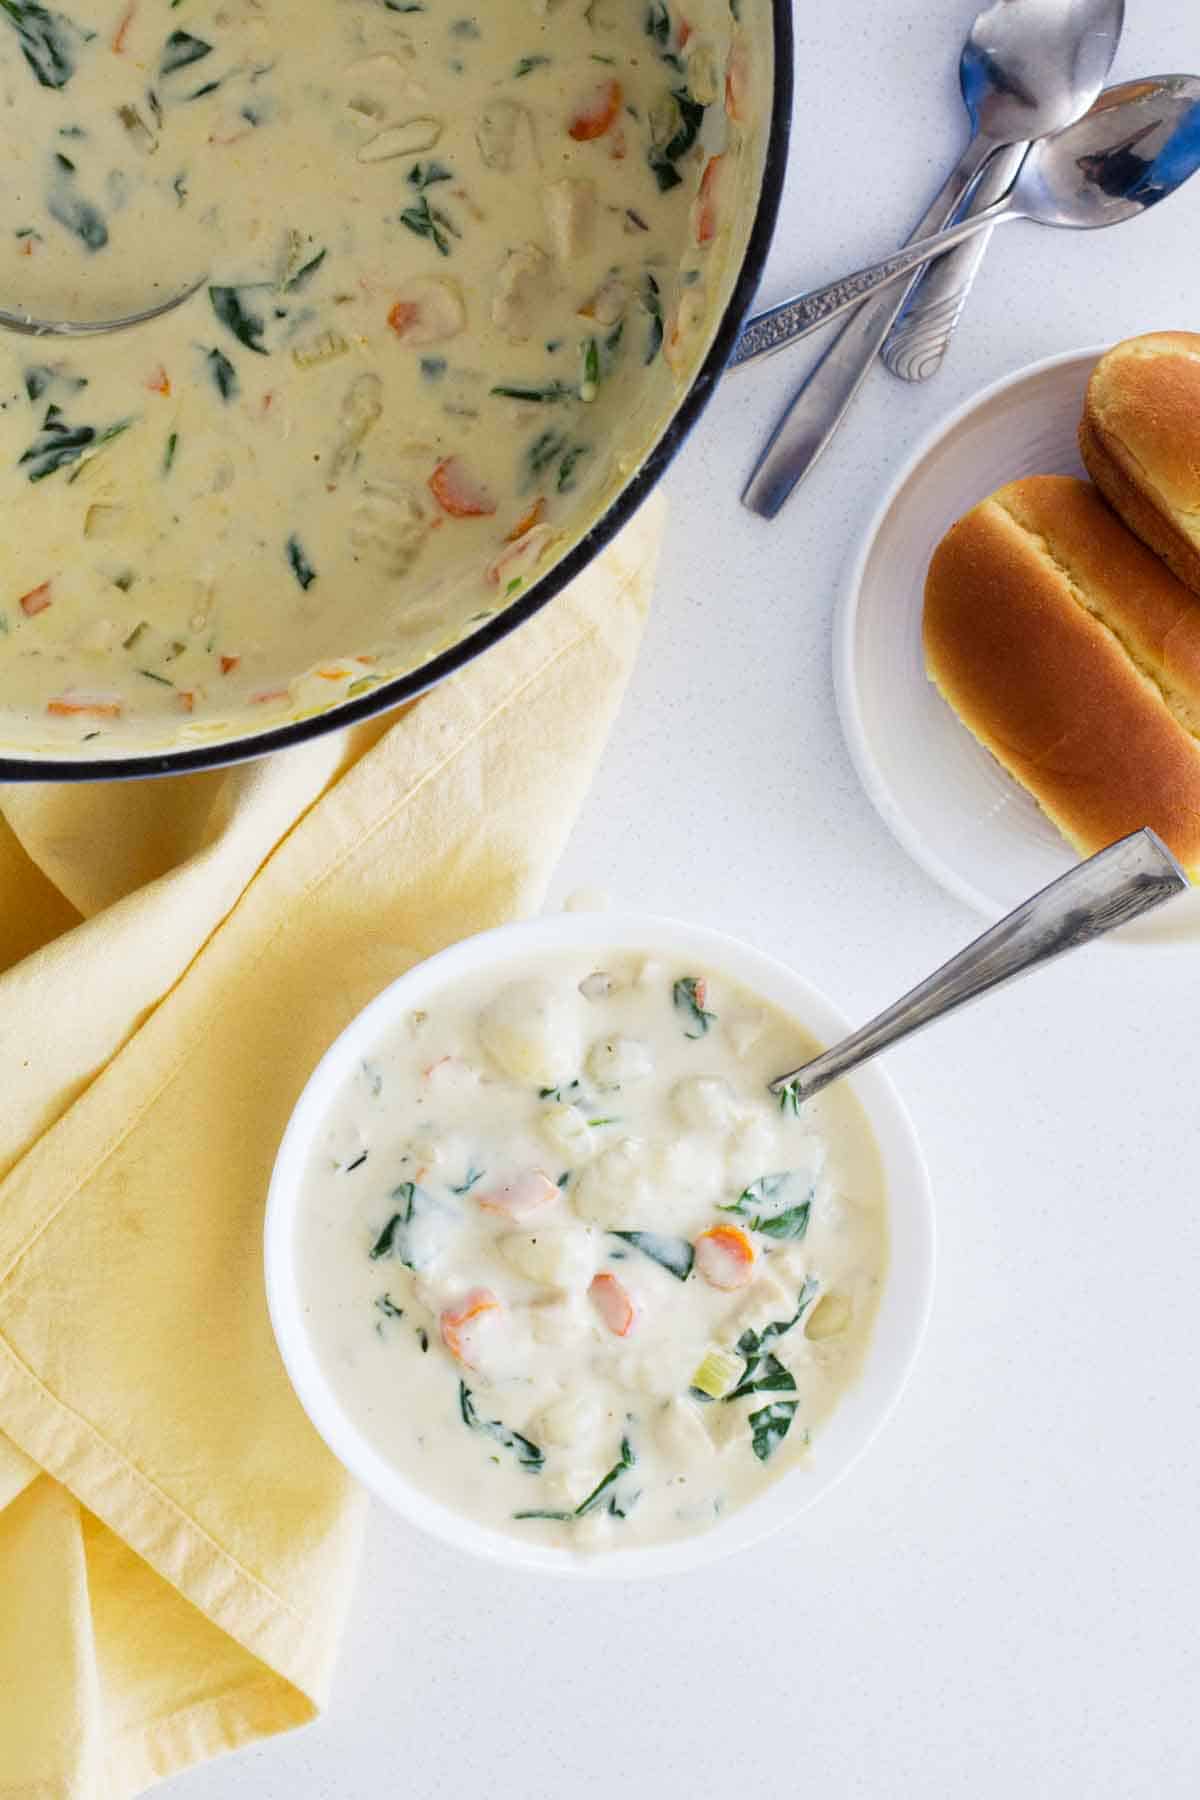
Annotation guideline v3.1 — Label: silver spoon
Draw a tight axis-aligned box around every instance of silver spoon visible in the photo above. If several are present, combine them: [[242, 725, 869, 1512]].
[[731, 74, 1200, 375], [0, 273, 207, 340], [741, 0, 1123, 520], [882, 0, 1124, 385], [770, 830, 1187, 1108]]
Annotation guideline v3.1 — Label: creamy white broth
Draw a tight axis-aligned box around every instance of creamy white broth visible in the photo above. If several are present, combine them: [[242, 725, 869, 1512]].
[[0, 0, 765, 755], [296, 950, 888, 1553]]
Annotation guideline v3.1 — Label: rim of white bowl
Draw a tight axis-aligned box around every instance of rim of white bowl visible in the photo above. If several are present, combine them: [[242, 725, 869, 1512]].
[[265, 912, 936, 1581], [833, 344, 1112, 922]]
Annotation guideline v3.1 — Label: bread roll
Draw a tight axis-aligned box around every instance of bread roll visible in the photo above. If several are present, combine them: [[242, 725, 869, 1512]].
[[923, 475, 1200, 874], [1080, 331, 1200, 596]]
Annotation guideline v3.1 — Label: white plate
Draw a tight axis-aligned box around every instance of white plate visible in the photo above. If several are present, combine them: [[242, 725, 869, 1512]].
[[834, 346, 1200, 947], [265, 912, 935, 1581]]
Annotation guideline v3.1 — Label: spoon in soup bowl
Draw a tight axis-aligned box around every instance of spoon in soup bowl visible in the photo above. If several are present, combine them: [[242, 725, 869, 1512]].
[[770, 830, 1187, 1107], [0, 271, 208, 339]]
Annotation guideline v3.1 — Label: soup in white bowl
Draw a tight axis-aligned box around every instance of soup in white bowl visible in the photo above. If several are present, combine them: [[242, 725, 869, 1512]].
[[266, 915, 935, 1575]]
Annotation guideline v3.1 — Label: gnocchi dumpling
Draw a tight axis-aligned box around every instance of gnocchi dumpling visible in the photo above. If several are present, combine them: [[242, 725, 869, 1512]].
[[572, 1137, 656, 1227], [477, 978, 582, 1088]]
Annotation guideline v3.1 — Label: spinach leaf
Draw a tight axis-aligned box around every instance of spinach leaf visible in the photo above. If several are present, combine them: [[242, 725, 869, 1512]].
[[491, 380, 577, 404], [724, 1278, 819, 1420], [0, 0, 77, 90], [749, 1399, 798, 1463], [459, 1382, 544, 1472], [286, 535, 317, 590], [673, 974, 715, 1038], [725, 1350, 796, 1403], [575, 1436, 637, 1516], [611, 1230, 694, 1282], [47, 162, 107, 251], [160, 29, 212, 76], [514, 53, 551, 76], [754, 1202, 812, 1241], [283, 247, 326, 292], [722, 1171, 813, 1240], [19, 403, 130, 483], [644, 1, 671, 49], [209, 285, 269, 354], [374, 1293, 404, 1335], [557, 443, 588, 493], [516, 1436, 637, 1522], [409, 159, 453, 190], [642, 273, 664, 364], [205, 347, 238, 401], [368, 1181, 434, 1267], [649, 87, 705, 192], [399, 192, 456, 257]]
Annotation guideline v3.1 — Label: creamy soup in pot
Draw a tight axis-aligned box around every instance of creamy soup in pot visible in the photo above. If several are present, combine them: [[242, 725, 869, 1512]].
[[0, 0, 762, 753], [295, 950, 888, 1553]]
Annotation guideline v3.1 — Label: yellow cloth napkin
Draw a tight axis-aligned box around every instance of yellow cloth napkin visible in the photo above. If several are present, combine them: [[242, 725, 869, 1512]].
[[0, 494, 664, 1798]]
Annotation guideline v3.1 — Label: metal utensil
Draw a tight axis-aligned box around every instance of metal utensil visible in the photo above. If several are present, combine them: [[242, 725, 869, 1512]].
[[770, 830, 1187, 1107], [0, 274, 207, 340], [731, 76, 1200, 372], [883, 0, 1124, 384], [742, 0, 1123, 519]]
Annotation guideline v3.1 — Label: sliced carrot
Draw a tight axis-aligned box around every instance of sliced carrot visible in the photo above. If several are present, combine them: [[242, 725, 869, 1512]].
[[18, 238, 33, 257], [486, 523, 555, 589], [111, 2, 136, 54], [695, 155, 724, 246], [387, 300, 421, 338], [251, 687, 289, 704], [146, 365, 171, 396], [725, 38, 750, 122], [695, 1224, 756, 1291], [440, 1288, 501, 1366], [589, 1272, 637, 1337], [506, 497, 545, 542], [428, 456, 496, 519], [177, 689, 196, 713], [47, 695, 123, 719], [677, 16, 692, 47], [568, 77, 623, 141], [478, 1170, 560, 1221], [219, 654, 240, 675], [18, 582, 52, 617]]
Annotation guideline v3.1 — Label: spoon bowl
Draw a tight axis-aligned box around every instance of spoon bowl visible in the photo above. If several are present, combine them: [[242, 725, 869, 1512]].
[[0, 273, 208, 341], [963, 0, 1124, 143], [1014, 76, 1200, 227], [732, 75, 1200, 367], [741, 0, 1124, 518]]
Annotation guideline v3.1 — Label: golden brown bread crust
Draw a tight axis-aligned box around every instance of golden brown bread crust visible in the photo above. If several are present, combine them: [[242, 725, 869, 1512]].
[[1080, 332, 1200, 596], [924, 475, 1200, 873]]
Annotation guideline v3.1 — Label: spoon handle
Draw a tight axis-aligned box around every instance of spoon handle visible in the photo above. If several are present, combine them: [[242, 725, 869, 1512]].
[[740, 136, 996, 519], [882, 141, 1029, 381], [770, 831, 1188, 1106], [728, 198, 1014, 369]]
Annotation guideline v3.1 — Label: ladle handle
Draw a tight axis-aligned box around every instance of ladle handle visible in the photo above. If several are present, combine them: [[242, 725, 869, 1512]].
[[770, 831, 1188, 1106], [728, 198, 1013, 369]]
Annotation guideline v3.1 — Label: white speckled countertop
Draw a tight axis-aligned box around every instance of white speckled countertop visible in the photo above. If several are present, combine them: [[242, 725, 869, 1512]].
[[169, 2, 1200, 1793]]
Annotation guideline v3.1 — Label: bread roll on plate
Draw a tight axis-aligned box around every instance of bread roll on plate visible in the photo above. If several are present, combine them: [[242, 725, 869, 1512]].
[[924, 475, 1200, 876], [1080, 331, 1200, 596]]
